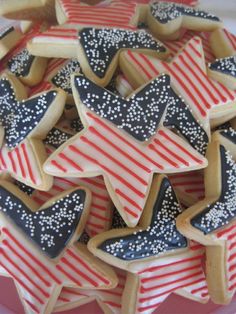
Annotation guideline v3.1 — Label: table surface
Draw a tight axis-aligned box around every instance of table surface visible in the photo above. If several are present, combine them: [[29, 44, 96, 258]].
[[0, 0, 236, 313]]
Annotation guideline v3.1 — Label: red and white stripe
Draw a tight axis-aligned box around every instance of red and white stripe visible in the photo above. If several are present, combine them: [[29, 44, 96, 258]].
[[133, 248, 208, 314], [45, 110, 206, 227], [59, 0, 138, 29], [0, 23, 43, 73], [169, 171, 205, 206], [164, 31, 215, 63], [217, 223, 236, 295], [0, 139, 43, 188], [122, 37, 236, 127], [31, 176, 113, 237], [55, 269, 126, 313], [0, 227, 113, 314]]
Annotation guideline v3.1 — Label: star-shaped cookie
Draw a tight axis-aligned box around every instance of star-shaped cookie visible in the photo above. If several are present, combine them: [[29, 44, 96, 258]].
[[0, 23, 48, 87], [177, 141, 236, 304], [0, 180, 117, 314], [29, 27, 168, 86], [88, 175, 209, 314], [44, 74, 207, 227], [0, 73, 66, 190], [27, 0, 143, 59], [120, 37, 236, 133], [147, 1, 222, 39]]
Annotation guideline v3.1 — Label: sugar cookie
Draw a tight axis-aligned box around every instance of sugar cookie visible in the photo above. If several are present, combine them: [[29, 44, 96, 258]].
[[177, 141, 236, 304], [88, 175, 209, 314], [44, 74, 207, 227], [0, 180, 117, 314], [0, 73, 66, 190]]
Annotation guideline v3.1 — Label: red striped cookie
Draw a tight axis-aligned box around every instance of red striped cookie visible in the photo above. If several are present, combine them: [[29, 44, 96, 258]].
[[210, 28, 236, 58], [88, 175, 209, 314]]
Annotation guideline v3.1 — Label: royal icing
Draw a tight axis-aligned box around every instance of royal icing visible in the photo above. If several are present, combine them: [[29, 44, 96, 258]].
[[121, 37, 236, 131], [191, 146, 236, 234], [44, 75, 207, 227], [99, 177, 187, 260], [0, 77, 57, 148], [209, 56, 236, 78], [150, 1, 220, 24], [79, 27, 167, 79], [0, 186, 86, 258], [7, 48, 35, 77]]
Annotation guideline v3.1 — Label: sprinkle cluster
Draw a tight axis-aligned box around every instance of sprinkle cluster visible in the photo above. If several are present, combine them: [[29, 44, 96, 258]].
[[100, 178, 187, 260], [150, 1, 220, 23], [209, 56, 236, 78], [75, 74, 171, 141], [164, 93, 208, 155], [70, 118, 84, 133], [0, 77, 57, 148], [51, 59, 82, 93], [79, 27, 166, 78], [191, 147, 236, 234], [0, 187, 86, 258], [44, 127, 73, 149], [7, 48, 35, 77]]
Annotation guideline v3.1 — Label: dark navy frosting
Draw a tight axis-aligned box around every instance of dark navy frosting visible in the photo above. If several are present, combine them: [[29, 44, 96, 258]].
[[0, 77, 57, 148], [7, 49, 35, 77], [51, 59, 82, 94], [209, 56, 236, 78], [0, 26, 14, 39], [79, 27, 167, 78], [15, 181, 35, 196], [75, 74, 179, 141], [70, 118, 84, 133], [150, 2, 220, 24], [44, 127, 73, 149], [191, 145, 236, 234], [164, 96, 209, 155], [112, 208, 126, 229], [99, 177, 187, 260], [0, 186, 86, 258]]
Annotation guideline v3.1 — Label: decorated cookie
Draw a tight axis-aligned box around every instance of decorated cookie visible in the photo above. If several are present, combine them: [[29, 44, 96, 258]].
[[0, 26, 23, 60], [0, 23, 48, 87], [212, 119, 236, 160], [27, 0, 143, 59], [207, 56, 236, 90], [54, 268, 126, 313], [26, 124, 113, 238], [0, 180, 117, 314], [169, 170, 205, 206], [76, 27, 168, 86], [0, 0, 56, 22], [210, 28, 236, 58], [177, 141, 236, 304], [115, 74, 133, 97], [0, 73, 66, 190], [163, 30, 215, 63], [147, 1, 222, 39], [44, 74, 207, 227], [88, 175, 209, 313], [120, 37, 236, 134]]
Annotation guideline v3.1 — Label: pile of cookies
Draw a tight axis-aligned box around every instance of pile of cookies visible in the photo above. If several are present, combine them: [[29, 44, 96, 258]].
[[0, 0, 236, 313]]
